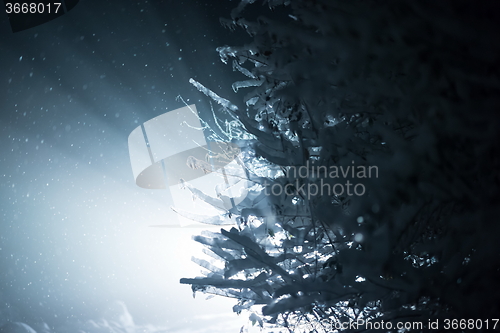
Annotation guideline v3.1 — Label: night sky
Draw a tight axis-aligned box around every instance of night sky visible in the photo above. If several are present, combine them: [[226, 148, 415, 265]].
[[0, 0, 257, 331]]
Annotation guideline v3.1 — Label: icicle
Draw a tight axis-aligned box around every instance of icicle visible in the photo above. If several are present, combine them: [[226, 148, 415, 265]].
[[189, 78, 239, 113], [232, 79, 263, 93], [232, 60, 257, 78]]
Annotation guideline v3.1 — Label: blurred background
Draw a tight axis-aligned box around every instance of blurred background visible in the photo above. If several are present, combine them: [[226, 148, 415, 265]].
[[0, 0, 255, 331]]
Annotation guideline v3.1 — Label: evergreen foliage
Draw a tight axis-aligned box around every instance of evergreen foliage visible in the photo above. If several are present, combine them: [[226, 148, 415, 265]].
[[180, 0, 500, 331]]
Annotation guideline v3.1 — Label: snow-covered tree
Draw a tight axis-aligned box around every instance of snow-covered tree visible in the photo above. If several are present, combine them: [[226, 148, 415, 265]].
[[180, 0, 500, 331]]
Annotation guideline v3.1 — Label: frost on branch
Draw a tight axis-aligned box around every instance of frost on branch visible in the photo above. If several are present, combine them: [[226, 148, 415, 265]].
[[180, 0, 500, 331]]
